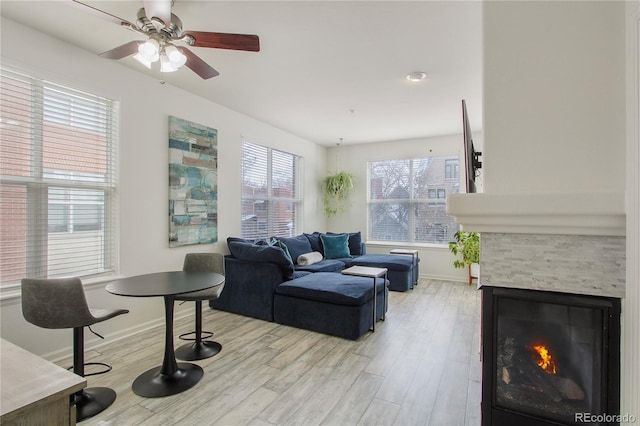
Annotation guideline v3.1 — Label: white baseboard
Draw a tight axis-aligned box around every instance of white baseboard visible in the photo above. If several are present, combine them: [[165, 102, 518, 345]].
[[419, 273, 468, 284]]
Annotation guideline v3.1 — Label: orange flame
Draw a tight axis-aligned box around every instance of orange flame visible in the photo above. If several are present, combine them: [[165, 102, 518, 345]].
[[530, 344, 557, 375]]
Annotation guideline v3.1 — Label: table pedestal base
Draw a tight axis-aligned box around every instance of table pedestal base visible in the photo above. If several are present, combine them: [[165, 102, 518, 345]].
[[132, 363, 203, 398]]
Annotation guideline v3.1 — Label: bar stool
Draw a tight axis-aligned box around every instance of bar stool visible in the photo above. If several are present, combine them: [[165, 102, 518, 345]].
[[175, 253, 226, 361], [21, 277, 128, 422]]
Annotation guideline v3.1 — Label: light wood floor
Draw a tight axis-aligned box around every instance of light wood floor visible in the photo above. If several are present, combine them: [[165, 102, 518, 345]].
[[69, 279, 482, 426]]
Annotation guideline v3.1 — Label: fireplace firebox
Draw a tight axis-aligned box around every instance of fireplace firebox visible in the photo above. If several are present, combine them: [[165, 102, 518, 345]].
[[481, 287, 621, 426]]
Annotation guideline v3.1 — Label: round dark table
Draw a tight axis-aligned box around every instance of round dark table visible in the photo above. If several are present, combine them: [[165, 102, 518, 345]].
[[105, 271, 224, 398]]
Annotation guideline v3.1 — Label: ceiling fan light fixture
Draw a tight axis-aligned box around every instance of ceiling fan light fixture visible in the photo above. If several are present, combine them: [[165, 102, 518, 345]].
[[160, 54, 179, 73], [164, 44, 187, 68], [133, 52, 153, 69], [138, 39, 160, 61]]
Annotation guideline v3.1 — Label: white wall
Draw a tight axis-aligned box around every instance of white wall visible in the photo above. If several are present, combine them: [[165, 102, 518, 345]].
[[0, 17, 326, 359], [324, 133, 483, 282], [483, 1, 626, 194]]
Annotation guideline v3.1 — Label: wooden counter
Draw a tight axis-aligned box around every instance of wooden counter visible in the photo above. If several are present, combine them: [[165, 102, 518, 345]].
[[1, 338, 86, 425]]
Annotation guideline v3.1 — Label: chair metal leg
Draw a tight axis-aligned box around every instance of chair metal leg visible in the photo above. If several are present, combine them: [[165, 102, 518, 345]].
[[175, 301, 222, 361], [178, 302, 214, 341], [72, 327, 117, 422]]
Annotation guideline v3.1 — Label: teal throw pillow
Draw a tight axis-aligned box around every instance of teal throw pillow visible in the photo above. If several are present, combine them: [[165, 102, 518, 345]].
[[320, 233, 351, 259], [270, 238, 293, 264]]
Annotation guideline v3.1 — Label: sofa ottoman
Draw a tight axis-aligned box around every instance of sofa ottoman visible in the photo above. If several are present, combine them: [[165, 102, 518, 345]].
[[352, 254, 415, 292], [273, 272, 388, 340]]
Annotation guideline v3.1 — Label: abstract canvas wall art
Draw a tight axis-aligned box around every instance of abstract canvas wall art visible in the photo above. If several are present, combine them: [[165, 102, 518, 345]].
[[168, 116, 218, 247]]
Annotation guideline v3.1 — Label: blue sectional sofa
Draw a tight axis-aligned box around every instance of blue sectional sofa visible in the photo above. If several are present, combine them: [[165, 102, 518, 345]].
[[210, 232, 418, 340]]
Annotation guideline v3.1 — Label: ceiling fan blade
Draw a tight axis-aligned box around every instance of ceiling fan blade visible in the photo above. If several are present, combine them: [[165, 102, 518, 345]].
[[70, 0, 140, 32], [100, 41, 141, 60], [181, 48, 219, 79], [143, 0, 172, 27], [184, 31, 260, 52]]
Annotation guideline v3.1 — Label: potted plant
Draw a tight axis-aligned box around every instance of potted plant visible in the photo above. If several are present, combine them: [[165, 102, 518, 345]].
[[448, 231, 480, 285], [322, 171, 354, 216]]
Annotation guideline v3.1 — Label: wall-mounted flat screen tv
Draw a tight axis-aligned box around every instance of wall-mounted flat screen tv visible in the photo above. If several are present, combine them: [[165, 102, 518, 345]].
[[462, 99, 482, 193]]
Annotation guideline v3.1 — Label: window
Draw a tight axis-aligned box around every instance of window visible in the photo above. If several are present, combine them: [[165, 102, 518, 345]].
[[0, 67, 119, 288], [241, 141, 301, 239], [445, 158, 460, 179], [48, 186, 104, 233], [427, 188, 447, 199], [368, 156, 459, 244]]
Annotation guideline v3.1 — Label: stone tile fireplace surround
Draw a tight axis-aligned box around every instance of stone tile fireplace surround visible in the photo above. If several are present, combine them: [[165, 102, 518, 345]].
[[447, 192, 626, 425], [480, 232, 625, 299], [447, 192, 626, 299]]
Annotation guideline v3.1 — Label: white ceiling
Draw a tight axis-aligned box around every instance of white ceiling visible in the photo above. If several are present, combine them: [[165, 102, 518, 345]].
[[0, 0, 483, 146]]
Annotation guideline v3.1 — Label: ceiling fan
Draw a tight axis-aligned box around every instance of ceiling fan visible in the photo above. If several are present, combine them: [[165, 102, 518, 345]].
[[71, 0, 260, 79]]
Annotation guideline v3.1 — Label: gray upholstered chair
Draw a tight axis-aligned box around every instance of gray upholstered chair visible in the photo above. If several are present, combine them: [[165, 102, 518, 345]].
[[175, 253, 226, 361], [21, 277, 128, 422]]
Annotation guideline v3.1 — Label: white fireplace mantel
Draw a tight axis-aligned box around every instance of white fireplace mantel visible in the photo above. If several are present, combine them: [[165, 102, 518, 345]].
[[446, 192, 626, 236]]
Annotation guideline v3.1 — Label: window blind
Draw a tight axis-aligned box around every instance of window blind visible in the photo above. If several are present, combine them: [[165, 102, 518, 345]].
[[0, 67, 119, 288], [240, 141, 301, 239], [368, 156, 459, 244]]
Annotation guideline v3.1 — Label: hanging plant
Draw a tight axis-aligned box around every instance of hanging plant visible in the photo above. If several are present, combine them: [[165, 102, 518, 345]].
[[322, 171, 355, 216]]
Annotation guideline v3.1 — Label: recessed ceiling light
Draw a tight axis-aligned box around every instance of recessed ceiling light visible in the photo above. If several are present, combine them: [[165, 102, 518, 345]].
[[406, 71, 427, 82]]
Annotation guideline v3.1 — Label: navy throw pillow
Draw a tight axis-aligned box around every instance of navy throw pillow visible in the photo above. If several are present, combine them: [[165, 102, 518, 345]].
[[304, 232, 324, 254], [228, 241, 294, 276], [347, 231, 362, 256], [320, 233, 351, 259], [275, 235, 312, 263], [227, 236, 267, 245]]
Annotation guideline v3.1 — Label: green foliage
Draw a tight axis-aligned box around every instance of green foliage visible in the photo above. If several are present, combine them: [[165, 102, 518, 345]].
[[322, 171, 355, 216], [448, 231, 480, 268]]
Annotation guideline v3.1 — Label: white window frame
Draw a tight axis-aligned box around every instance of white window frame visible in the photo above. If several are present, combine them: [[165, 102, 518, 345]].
[[367, 156, 460, 245], [240, 141, 302, 239], [0, 66, 119, 289]]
